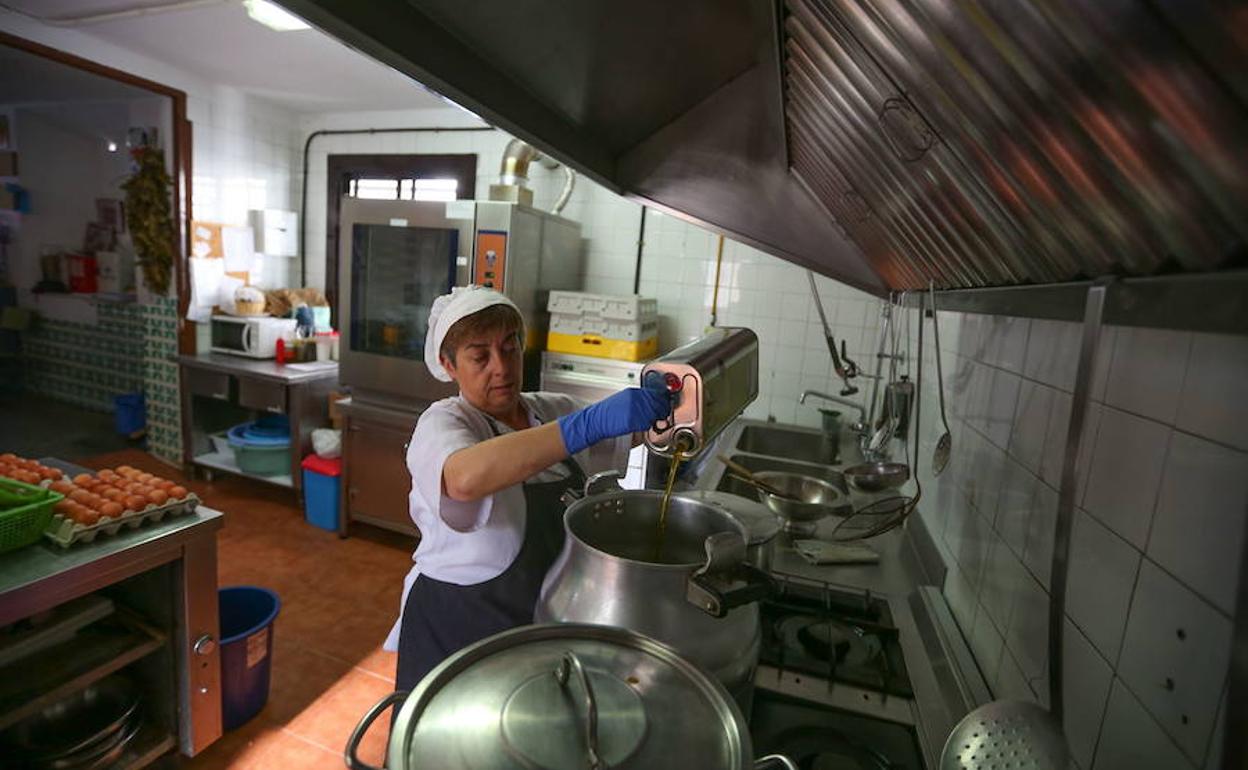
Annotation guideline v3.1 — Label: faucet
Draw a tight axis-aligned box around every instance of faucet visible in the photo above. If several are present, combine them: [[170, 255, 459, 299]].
[[799, 390, 866, 429]]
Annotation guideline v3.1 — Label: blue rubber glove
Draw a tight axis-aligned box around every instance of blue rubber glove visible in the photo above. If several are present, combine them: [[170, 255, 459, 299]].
[[558, 382, 673, 455]]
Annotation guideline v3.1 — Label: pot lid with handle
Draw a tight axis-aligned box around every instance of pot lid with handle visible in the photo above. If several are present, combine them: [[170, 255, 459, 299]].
[[678, 490, 781, 546], [364, 623, 753, 770]]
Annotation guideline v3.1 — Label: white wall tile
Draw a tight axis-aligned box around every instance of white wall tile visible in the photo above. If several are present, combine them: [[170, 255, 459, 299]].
[[994, 458, 1035, 557], [1116, 560, 1233, 763], [1003, 570, 1049, 687], [1175, 332, 1248, 452], [994, 647, 1039, 704], [1104, 326, 1192, 424], [1063, 619, 1114, 770], [982, 315, 1030, 372], [969, 606, 1006, 686], [1148, 432, 1248, 615], [980, 538, 1028, 632], [1082, 407, 1171, 549], [1010, 380, 1053, 474], [1203, 687, 1227, 770], [1095, 679, 1197, 770], [984, 369, 1021, 450], [1065, 509, 1141, 664], [945, 563, 979, 635], [1024, 319, 1081, 392], [1023, 479, 1059, 588]]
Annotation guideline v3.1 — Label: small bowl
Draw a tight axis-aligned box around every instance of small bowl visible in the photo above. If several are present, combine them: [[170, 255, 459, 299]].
[[750, 471, 844, 523], [842, 461, 910, 493]]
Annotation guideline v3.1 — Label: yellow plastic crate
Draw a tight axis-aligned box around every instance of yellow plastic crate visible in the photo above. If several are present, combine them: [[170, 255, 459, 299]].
[[547, 331, 658, 362]]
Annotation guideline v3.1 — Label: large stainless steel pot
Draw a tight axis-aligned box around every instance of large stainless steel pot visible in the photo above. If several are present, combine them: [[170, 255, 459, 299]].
[[677, 491, 781, 571], [346, 624, 797, 770], [536, 490, 774, 703]]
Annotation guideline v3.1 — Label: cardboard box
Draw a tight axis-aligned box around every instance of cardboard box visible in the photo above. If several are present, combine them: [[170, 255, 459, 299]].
[[328, 391, 347, 430]]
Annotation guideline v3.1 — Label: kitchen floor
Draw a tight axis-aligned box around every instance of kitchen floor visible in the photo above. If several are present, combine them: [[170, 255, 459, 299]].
[[80, 449, 415, 769]]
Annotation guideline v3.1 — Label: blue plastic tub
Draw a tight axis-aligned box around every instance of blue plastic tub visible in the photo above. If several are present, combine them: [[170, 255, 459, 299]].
[[218, 586, 281, 730], [114, 392, 145, 436]]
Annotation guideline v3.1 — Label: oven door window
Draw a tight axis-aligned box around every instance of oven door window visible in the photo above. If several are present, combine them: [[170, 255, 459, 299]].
[[350, 224, 457, 360]]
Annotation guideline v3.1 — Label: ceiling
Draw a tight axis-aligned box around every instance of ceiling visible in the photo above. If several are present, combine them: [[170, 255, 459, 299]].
[[3, 0, 454, 113]]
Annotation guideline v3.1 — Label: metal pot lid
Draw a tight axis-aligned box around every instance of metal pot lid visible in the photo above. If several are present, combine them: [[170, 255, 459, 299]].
[[391, 623, 749, 770], [678, 490, 781, 545]]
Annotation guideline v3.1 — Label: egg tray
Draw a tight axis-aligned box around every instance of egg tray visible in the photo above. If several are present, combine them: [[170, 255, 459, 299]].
[[43, 494, 201, 548]]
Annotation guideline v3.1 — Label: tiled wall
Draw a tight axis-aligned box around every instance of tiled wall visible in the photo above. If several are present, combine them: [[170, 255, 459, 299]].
[[23, 301, 144, 412], [909, 309, 1244, 770], [297, 112, 884, 424]]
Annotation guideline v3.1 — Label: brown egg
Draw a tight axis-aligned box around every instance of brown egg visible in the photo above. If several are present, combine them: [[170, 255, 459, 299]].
[[69, 489, 93, 504], [124, 495, 147, 511], [49, 480, 75, 495], [147, 489, 169, 506], [168, 485, 188, 500], [54, 500, 74, 515], [45, 467, 63, 481], [100, 501, 123, 518], [72, 473, 94, 485], [74, 506, 100, 526], [156, 479, 176, 491]]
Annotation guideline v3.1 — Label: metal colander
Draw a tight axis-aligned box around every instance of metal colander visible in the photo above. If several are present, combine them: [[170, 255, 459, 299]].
[[939, 700, 1070, 770]]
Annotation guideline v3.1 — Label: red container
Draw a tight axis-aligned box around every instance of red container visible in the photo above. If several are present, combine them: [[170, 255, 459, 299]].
[[66, 254, 98, 293]]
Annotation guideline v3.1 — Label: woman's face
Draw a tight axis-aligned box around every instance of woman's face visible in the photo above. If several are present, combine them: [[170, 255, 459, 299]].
[[442, 327, 523, 416]]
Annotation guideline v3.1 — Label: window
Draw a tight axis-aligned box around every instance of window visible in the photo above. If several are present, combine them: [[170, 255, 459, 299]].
[[347, 177, 460, 201]]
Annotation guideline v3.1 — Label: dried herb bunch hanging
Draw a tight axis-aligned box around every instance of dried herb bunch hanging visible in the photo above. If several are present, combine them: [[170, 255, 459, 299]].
[[121, 146, 175, 294]]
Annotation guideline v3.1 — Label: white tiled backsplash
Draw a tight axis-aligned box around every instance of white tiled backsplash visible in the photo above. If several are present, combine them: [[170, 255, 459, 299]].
[[908, 310, 1246, 770]]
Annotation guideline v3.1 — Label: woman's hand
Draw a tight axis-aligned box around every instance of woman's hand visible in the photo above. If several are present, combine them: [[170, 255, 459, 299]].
[[557, 383, 672, 456]]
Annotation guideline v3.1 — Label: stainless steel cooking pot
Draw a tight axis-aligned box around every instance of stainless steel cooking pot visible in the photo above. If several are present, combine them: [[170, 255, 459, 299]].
[[536, 490, 774, 704], [676, 490, 781, 571], [346, 624, 797, 770]]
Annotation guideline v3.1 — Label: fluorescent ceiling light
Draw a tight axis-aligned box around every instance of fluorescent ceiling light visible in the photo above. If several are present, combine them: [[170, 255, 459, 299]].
[[244, 0, 309, 31]]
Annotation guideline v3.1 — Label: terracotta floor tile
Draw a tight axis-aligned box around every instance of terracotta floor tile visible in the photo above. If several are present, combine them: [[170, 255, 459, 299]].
[[282, 667, 396, 764], [264, 637, 354, 725], [248, 730, 344, 770], [354, 643, 398, 683]]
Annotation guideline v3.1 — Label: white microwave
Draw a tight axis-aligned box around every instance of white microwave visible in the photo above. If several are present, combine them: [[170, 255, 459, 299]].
[[209, 315, 297, 359]]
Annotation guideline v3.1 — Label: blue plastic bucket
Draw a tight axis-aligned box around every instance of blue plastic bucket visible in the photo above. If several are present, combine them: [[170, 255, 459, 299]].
[[218, 586, 281, 730], [114, 392, 145, 436]]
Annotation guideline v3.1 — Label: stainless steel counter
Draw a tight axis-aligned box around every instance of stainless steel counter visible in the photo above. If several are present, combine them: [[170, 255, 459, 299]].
[[686, 418, 984, 770], [176, 353, 338, 384], [0, 506, 224, 626]]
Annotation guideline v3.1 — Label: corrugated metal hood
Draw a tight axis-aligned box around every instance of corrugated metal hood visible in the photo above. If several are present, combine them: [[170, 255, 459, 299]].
[[284, 0, 1248, 295]]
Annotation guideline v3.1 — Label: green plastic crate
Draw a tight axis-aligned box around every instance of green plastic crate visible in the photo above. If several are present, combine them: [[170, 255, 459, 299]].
[[0, 477, 63, 554]]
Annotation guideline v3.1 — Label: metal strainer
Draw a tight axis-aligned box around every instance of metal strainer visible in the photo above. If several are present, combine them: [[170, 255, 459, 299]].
[[940, 700, 1071, 770]]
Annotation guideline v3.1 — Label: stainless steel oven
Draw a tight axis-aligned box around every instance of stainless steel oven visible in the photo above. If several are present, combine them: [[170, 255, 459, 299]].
[[337, 198, 582, 406]]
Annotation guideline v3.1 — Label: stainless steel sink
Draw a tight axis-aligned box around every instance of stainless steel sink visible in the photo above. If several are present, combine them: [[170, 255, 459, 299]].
[[735, 425, 837, 465], [715, 454, 850, 503]]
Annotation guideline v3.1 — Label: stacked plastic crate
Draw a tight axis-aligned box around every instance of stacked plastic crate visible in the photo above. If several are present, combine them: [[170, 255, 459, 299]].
[[545, 291, 659, 362]]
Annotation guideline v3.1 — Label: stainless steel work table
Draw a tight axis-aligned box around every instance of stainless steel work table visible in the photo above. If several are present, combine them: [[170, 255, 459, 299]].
[[177, 353, 338, 493], [0, 493, 225, 759]]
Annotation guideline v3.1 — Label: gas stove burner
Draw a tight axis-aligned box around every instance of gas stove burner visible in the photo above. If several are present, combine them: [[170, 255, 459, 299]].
[[768, 726, 895, 770], [781, 617, 883, 670]]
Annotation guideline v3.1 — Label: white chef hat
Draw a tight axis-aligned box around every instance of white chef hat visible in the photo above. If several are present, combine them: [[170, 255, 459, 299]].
[[424, 285, 524, 382]]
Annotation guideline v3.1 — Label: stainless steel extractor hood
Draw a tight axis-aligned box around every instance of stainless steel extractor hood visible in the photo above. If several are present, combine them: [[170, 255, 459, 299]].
[[281, 0, 1248, 295]]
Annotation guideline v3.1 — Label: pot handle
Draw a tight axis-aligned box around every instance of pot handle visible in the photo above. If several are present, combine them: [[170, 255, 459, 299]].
[[754, 754, 799, 770], [555, 651, 602, 770], [345, 690, 409, 770], [687, 532, 776, 618]]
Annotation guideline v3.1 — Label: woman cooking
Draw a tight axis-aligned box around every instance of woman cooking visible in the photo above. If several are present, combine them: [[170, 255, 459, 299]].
[[383, 285, 672, 692]]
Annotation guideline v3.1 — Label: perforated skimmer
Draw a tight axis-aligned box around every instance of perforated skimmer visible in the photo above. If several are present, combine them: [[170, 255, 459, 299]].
[[939, 700, 1070, 770]]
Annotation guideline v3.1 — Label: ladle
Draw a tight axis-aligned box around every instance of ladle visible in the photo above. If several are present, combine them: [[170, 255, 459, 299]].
[[930, 282, 953, 475], [717, 455, 801, 501]]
